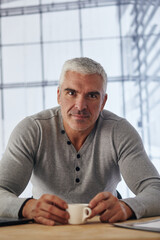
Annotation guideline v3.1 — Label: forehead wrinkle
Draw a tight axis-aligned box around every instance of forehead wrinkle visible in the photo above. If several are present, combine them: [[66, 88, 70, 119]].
[[62, 72, 104, 96]]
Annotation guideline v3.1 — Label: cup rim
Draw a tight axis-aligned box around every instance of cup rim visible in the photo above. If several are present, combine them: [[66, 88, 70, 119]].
[[68, 203, 89, 206]]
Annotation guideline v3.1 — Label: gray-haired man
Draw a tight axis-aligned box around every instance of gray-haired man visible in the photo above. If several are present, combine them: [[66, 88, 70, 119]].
[[0, 57, 160, 225]]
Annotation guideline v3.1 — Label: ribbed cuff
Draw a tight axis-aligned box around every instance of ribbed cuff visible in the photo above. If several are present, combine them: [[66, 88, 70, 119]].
[[18, 197, 33, 219]]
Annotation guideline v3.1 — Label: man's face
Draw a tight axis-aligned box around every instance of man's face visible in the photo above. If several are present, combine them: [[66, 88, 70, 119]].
[[57, 71, 107, 134]]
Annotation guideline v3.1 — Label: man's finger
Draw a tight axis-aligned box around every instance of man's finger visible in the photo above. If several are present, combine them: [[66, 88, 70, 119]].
[[35, 216, 55, 226], [33, 207, 69, 225], [41, 194, 68, 210], [100, 206, 119, 222], [89, 192, 110, 208], [35, 198, 69, 221], [89, 198, 116, 218]]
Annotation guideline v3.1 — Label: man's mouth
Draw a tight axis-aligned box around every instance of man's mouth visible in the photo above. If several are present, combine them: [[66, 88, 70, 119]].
[[69, 109, 90, 119], [72, 114, 89, 119]]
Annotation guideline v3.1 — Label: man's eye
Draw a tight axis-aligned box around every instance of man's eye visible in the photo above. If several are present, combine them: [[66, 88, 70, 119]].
[[88, 93, 97, 99], [68, 91, 75, 96]]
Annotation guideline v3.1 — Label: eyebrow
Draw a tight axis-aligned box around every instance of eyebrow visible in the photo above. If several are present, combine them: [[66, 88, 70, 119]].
[[64, 88, 75, 92], [88, 91, 100, 95], [64, 88, 100, 95]]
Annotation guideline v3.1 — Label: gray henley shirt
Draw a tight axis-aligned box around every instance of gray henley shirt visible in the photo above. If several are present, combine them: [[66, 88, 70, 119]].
[[0, 106, 160, 219]]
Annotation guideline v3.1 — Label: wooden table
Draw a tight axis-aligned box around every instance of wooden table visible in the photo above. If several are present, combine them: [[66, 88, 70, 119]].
[[0, 216, 160, 240]]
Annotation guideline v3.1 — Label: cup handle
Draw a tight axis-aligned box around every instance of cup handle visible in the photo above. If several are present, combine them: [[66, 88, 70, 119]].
[[82, 207, 92, 222]]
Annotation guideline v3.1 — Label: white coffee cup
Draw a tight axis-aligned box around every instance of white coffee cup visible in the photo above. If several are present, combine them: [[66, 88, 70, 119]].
[[67, 203, 92, 225]]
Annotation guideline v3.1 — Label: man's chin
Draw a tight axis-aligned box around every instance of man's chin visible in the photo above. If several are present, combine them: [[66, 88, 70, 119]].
[[69, 122, 94, 132]]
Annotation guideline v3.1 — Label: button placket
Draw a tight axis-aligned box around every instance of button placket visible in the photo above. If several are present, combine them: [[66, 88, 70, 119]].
[[61, 128, 82, 184], [75, 153, 81, 184], [61, 129, 72, 146]]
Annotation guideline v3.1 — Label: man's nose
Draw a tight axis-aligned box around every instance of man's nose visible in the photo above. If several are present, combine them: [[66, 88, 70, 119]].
[[75, 96, 87, 111]]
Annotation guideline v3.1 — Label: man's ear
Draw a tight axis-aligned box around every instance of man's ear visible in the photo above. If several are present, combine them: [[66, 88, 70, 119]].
[[101, 93, 108, 111], [57, 87, 61, 104]]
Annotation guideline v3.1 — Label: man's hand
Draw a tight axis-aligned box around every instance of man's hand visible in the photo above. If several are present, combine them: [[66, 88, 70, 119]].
[[22, 194, 69, 226], [89, 192, 134, 223]]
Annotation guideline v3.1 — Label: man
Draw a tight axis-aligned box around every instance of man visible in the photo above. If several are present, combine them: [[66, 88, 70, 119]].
[[0, 57, 160, 226]]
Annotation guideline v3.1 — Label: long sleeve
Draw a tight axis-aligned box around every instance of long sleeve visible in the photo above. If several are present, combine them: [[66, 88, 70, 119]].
[[115, 119, 160, 218], [0, 117, 39, 217]]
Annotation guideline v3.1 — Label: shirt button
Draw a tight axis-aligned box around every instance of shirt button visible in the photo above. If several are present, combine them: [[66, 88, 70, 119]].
[[67, 141, 71, 145], [77, 154, 80, 159], [76, 178, 80, 183], [76, 167, 80, 171], [61, 130, 65, 134]]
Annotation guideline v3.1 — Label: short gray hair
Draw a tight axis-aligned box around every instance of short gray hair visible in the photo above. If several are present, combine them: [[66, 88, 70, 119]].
[[59, 57, 107, 93]]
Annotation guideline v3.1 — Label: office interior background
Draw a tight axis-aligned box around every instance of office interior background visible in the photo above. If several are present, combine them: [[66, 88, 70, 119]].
[[0, 0, 160, 198]]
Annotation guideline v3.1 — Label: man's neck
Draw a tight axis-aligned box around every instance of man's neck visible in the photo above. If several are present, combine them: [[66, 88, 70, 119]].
[[68, 132, 88, 152], [63, 124, 94, 152]]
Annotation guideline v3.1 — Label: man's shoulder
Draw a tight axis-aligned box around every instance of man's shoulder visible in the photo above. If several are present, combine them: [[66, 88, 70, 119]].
[[100, 109, 123, 122], [10, 107, 61, 138], [30, 106, 60, 121], [99, 110, 137, 136]]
